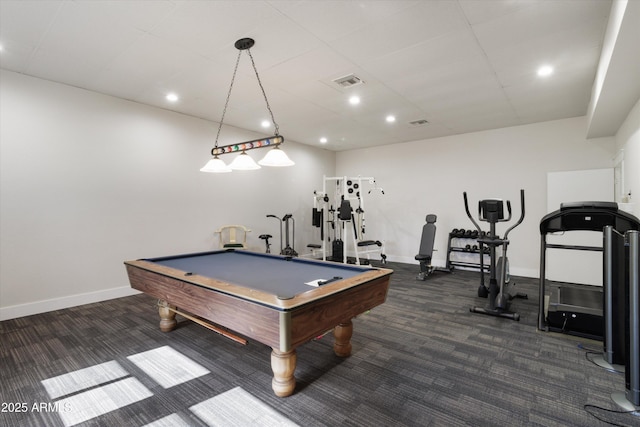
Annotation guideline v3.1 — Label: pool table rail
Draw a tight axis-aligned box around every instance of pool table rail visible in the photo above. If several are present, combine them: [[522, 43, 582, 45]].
[[125, 263, 283, 348], [124, 258, 392, 311], [288, 274, 390, 348]]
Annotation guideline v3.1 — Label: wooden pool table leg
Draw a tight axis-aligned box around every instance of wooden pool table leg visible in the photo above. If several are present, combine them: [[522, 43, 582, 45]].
[[158, 300, 177, 332], [333, 319, 353, 357], [271, 349, 296, 397]]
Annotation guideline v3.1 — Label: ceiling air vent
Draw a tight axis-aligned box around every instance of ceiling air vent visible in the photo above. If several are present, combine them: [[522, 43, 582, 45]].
[[409, 119, 429, 126], [333, 74, 364, 87]]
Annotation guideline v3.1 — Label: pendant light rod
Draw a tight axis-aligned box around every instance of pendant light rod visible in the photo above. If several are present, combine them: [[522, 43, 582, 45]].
[[245, 43, 280, 136], [212, 43, 243, 150], [211, 135, 284, 156]]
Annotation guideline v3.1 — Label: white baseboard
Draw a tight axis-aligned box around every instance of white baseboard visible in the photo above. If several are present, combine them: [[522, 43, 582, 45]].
[[384, 255, 538, 279], [510, 267, 538, 279], [383, 255, 448, 269], [387, 255, 418, 264], [0, 286, 140, 321]]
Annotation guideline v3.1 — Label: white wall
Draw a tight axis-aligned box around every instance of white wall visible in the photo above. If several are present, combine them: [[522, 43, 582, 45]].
[[614, 97, 640, 212], [0, 73, 634, 320], [0, 70, 335, 320], [336, 117, 616, 277], [546, 168, 614, 286]]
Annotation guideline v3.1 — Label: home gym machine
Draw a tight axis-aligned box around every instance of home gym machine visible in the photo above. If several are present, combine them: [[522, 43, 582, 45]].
[[463, 190, 527, 321], [309, 176, 386, 265], [538, 202, 639, 338], [267, 213, 298, 257]]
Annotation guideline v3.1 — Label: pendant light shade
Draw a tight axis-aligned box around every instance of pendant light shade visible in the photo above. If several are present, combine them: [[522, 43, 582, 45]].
[[258, 146, 295, 167], [200, 156, 232, 173], [229, 151, 261, 170]]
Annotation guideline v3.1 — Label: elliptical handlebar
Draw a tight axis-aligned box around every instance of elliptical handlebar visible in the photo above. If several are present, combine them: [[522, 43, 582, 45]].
[[503, 189, 525, 240], [463, 189, 525, 239], [463, 192, 482, 233]]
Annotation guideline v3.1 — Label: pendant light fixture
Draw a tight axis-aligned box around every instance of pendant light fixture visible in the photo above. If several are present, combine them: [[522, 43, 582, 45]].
[[258, 145, 295, 167], [229, 151, 261, 170], [200, 157, 232, 173], [200, 38, 294, 173]]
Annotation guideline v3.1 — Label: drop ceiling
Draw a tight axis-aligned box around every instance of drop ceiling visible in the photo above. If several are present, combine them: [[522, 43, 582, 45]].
[[0, 0, 615, 151]]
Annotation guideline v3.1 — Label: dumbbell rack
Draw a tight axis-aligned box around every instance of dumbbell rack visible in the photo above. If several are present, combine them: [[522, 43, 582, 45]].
[[445, 229, 491, 271]]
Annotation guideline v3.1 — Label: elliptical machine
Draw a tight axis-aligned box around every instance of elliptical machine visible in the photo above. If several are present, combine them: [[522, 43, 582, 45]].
[[463, 189, 527, 321]]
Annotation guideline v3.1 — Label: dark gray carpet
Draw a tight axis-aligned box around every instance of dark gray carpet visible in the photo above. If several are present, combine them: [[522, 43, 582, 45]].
[[0, 262, 635, 426]]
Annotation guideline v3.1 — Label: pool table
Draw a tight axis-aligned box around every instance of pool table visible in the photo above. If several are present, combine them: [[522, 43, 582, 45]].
[[124, 249, 393, 397]]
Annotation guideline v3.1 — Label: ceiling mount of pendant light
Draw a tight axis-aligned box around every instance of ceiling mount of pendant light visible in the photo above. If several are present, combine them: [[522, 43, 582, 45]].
[[200, 38, 294, 173]]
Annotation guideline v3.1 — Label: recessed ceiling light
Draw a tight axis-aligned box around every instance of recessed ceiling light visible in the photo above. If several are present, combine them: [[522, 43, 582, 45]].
[[166, 93, 179, 102], [349, 96, 360, 105], [261, 120, 270, 128], [319, 137, 328, 144], [386, 115, 396, 123], [537, 65, 554, 77]]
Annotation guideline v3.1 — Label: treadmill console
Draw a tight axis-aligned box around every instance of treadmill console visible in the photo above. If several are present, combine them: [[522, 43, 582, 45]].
[[541, 201, 639, 233], [560, 201, 618, 211]]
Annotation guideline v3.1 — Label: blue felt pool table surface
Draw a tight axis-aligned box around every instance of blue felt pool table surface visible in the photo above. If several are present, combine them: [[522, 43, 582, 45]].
[[146, 250, 372, 300]]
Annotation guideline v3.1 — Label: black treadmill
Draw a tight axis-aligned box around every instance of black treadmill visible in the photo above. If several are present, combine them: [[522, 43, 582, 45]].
[[538, 202, 640, 338]]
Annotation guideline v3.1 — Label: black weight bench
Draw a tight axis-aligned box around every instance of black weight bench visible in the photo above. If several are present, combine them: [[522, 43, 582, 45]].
[[416, 214, 437, 280], [357, 239, 387, 264], [357, 240, 382, 247]]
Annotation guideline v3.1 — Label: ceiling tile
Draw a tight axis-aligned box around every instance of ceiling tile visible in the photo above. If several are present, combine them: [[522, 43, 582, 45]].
[[0, 0, 620, 151], [271, 0, 420, 42], [327, 0, 468, 65]]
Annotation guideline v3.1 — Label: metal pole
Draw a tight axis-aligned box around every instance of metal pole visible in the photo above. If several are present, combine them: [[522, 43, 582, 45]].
[[538, 234, 547, 331], [612, 230, 640, 410], [594, 226, 625, 371], [627, 230, 639, 405], [604, 226, 615, 364]]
